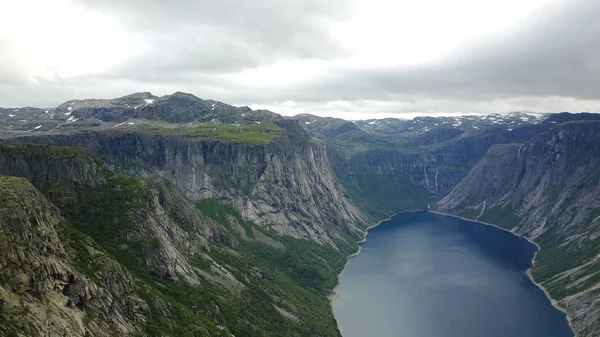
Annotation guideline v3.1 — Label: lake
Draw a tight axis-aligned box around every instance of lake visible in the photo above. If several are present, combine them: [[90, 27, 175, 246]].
[[333, 211, 573, 337]]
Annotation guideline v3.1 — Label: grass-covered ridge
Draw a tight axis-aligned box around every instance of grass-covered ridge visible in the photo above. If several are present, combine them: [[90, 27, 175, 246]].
[[122, 122, 281, 144]]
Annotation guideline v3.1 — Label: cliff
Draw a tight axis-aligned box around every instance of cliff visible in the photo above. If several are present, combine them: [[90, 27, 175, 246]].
[[4, 92, 597, 336], [18, 120, 366, 247], [0, 141, 351, 336], [0, 174, 152, 336], [293, 113, 548, 219], [435, 120, 600, 337]]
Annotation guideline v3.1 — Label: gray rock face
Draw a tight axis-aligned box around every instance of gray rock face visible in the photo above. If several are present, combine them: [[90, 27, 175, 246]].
[[18, 123, 366, 247], [0, 142, 106, 206], [0, 175, 149, 337], [435, 120, 600, 337], [0, 142, 232, 336]]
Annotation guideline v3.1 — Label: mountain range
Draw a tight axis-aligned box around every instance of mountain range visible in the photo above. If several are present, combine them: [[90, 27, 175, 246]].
[[0, 92, 598, 336]]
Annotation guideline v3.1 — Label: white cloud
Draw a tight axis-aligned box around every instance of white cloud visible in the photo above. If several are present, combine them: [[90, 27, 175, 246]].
[[0, 0, 147, 80], [0, 0, 598, 118]]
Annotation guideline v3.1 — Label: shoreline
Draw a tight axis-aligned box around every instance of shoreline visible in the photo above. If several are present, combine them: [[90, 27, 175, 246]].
[[428, 210, 575, 334], [330, 208, 575, 336]]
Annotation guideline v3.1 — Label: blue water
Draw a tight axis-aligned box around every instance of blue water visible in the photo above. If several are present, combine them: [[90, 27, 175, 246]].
[[333, 211, 573, 337]]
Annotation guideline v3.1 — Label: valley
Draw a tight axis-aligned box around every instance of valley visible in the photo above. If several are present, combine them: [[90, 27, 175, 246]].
[[0, 92, 599, 336]]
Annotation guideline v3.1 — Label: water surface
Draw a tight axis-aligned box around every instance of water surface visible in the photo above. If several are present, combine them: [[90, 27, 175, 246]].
[[333, 211, 573, 337]]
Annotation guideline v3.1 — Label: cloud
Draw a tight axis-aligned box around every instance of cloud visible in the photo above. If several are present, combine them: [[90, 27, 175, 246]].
[[80, 0, 353, 72], [1, 0, 600, 117]]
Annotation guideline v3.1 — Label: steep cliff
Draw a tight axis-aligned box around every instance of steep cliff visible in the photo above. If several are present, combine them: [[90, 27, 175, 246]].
[[19, 120, 366, 247], [0, 141, 351, 336], [435, 120, 600, 337], [0, 174, 152, 337]]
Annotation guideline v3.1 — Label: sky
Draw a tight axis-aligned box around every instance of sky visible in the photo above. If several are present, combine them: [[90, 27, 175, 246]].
[[1, 0, 599, 119]]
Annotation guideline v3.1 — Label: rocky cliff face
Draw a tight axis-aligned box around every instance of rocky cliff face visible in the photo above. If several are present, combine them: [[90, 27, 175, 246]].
[[0, 139, 353, 336], [0, 174, 151, 337], [19, 120, 366, 247], [435, 120, 600, 337], [0, 142, 240, 336]]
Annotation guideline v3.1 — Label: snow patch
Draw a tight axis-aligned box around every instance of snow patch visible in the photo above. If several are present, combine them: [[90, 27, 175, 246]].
[[212, 103, 215, 111], [34, 125, 42, 129], [255, 121, 261, 124], [8, 114, 15, 118], [115, 121, 126, 127], [144, 99, 154, 105], [368, 121, 376, 125], [127, 122, 135, 125]]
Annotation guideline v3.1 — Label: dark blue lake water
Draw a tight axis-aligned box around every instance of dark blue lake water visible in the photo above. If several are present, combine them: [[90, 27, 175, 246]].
[[333, 211, 573, 337]]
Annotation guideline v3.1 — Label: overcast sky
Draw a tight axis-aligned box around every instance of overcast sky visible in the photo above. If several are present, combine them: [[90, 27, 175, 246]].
[[1, 0, 599, 118]]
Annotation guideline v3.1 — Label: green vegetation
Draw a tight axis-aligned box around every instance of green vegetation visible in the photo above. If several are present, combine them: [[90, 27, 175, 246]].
[[123, 122, 281, 144], [532, 227, 600, 299], [196, 198, 254, 239], [58, 173, 228, 336], [58, 171, 349, 336], [196, 198, 351, 336], [479, 203, 521, 229], [328, 150, 432, 219]]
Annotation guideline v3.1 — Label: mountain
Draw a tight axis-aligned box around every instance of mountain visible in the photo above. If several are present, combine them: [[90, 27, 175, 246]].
[[0, 142, 352, 336], [0, 93, 367, 336], [0, 92, 598, 336], [291, 111, 549, 218]]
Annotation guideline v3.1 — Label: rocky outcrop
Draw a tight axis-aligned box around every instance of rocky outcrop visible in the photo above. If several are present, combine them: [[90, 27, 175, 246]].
[[435, 120, 600, 337], [0, 175, 149, 337]]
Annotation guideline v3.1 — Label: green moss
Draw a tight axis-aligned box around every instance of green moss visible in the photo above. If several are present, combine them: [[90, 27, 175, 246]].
[[122, 122, 281, 144]]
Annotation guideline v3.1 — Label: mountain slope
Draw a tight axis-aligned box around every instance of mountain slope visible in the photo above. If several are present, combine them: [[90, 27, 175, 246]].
[[0, 142, 353, 336]]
